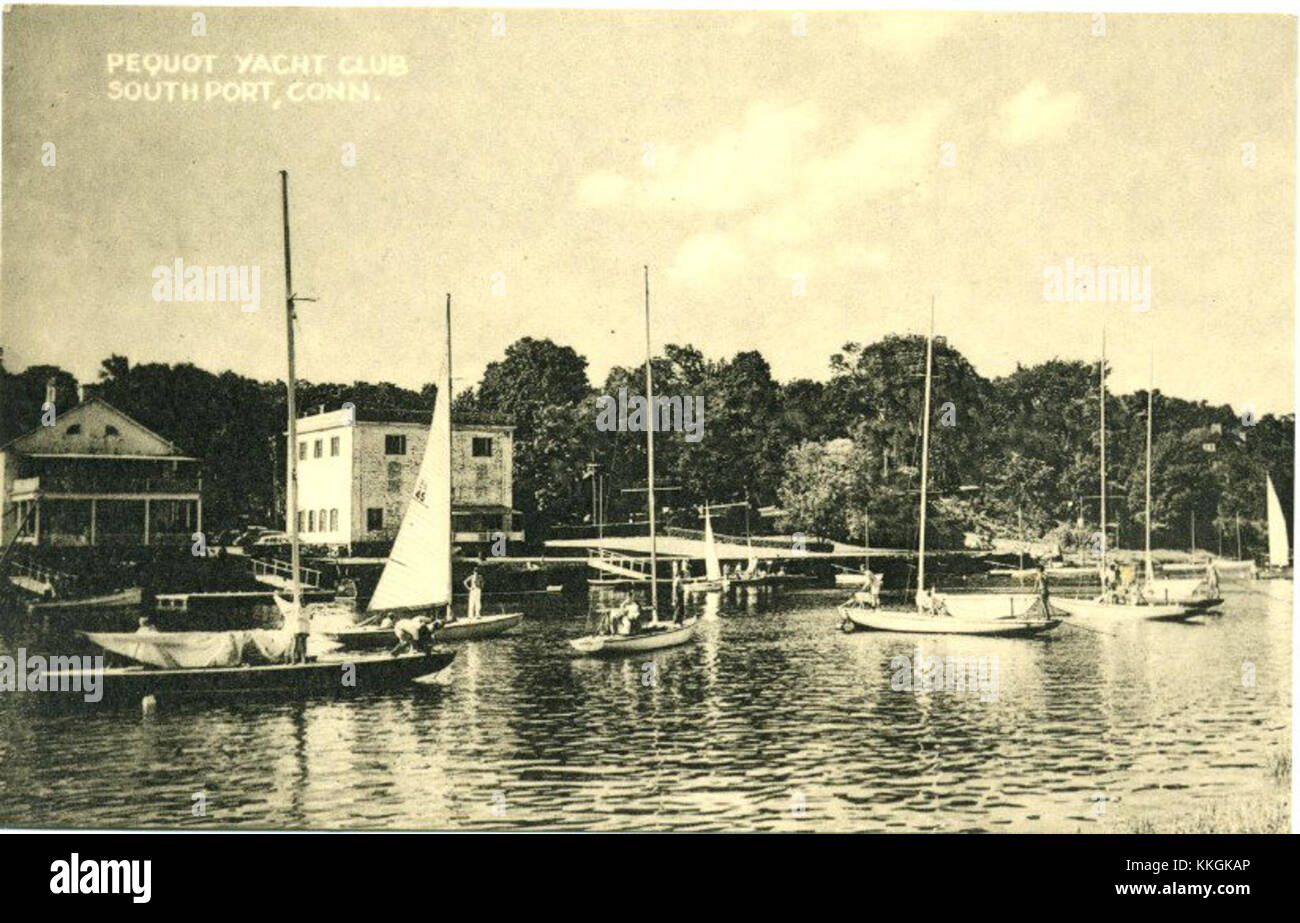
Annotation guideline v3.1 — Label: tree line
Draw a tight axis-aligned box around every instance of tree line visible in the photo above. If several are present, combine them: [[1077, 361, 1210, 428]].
[[2, 337, 1292, 559]]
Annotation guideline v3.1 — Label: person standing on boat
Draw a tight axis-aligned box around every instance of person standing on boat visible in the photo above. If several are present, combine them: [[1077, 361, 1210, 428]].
[[1205, 560, 1220, 594], [868, 571, 883, 608], [463, 567, 484, 621], [294, 602, 312, 662], [1033, 564, 1051, 614]]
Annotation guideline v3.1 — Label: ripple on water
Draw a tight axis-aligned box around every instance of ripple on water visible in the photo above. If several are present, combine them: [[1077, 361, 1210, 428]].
[[0, 586, 1290, 830]]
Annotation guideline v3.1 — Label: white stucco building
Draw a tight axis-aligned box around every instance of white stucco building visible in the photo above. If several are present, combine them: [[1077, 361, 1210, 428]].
[[291, 407, 521, 550]]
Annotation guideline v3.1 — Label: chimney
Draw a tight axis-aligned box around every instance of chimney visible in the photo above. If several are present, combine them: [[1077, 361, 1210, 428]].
[[77, 382, 86, 404], [44, 377, 56, 407]]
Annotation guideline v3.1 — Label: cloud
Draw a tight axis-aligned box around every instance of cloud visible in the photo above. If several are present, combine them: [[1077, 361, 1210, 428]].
[[580, 100, 936, 294], [667, 231, 747, 290], [997, 81, 1083, 146], [575, 100, 821, 214], [802, 106, 946, 214]]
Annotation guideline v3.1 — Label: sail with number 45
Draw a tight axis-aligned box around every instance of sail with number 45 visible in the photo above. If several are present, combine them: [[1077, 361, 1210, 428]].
[[368, 344, 453, 614]]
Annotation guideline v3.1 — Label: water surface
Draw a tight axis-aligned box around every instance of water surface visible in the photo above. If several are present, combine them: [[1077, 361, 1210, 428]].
[[0, 582, 1290, 831]]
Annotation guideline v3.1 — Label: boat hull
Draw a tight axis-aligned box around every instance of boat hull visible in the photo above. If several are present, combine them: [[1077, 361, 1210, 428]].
[[437, 612, 524, 641], [570, 619, 697, 656], [324, 611, 523, 648], [1050, 596, 1194, 621], [839, 605, 1059, 637], [44, 650, 456, 703], [26, 588, 142, 616]]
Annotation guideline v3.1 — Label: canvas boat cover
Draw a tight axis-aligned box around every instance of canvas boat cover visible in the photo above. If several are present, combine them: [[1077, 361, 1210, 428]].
[[82, 630, 293, 669]]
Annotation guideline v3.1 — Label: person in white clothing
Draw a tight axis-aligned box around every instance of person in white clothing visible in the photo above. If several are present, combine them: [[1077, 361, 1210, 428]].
[[464, 567, 484, 620]]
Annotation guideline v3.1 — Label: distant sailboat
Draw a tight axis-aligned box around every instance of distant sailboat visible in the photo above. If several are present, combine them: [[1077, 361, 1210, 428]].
[[1136, 356, 1224, 611], [1266, 474, 1290, 568], [682, 503, 728, 594], [1049, 335, 1193, 621], [326, 294, 522, 647], [1254, 474, 1293, 580], [840, 300, 1059, 637]]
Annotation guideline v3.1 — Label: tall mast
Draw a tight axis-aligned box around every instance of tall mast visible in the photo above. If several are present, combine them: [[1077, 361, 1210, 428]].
[[644, 266, 658, 615], [916, 296, 935, 598], [1144, 352, 1155, 583], [444, 292, 456, 610], [1099, 328, 1107, 570], [863, 509, 870, 574], [279, 170, 301, 611]]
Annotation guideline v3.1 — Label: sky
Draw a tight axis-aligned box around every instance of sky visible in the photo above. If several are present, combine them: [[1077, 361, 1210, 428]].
[[2, 8, 1295, 413]]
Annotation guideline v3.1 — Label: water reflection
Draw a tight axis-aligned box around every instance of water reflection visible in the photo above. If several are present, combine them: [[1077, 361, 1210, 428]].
[[0, 583, 1290, 831]]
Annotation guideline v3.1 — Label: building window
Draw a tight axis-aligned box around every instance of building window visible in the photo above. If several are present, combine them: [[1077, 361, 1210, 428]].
[[297, 511, 305, 532], [308, 510, 315, 532], [472, 437, 493, 458], [385, 434, 406, 455], [313, 439, 323, 458], [65, 424, 81, 436], [329, 509, 338, 531], [319, 508, 327, 532], [330, 436, 340, 457], [367, 508, 384, 531], [298, 441, 307, 461], [104, 425, 120, 437]]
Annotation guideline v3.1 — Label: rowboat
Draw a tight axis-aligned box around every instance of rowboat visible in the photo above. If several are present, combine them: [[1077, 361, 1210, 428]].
[[48, 650, 455, 703], [324, 610, 524, 649], [26, 587, 142, 616], [569, 618, 697, 656]]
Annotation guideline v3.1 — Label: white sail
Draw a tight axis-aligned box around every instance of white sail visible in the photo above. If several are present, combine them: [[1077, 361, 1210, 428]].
[[703, 507, 722, 581], [368, 357, 453, 613], [1267, 474, 1289, 567]]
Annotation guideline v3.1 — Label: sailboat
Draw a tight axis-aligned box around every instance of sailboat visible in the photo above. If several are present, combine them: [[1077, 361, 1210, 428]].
[[1132, 357, 1224, 612], [835, 513, 874, 587], [1257, 474, 1292, 578], [323, 294, 523, 649], [839, 300, 1059, 637], [681, 503, 729, 594], [80, 172, 454, 697], [1049, 337, 1194, 622], [570, 267, 698, 656]]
